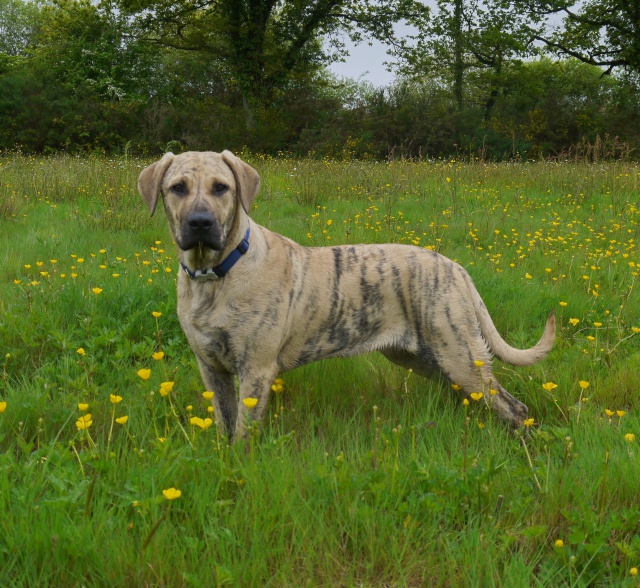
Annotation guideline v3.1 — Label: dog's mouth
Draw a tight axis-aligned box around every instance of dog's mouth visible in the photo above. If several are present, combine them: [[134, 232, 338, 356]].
[[178, 213, 225, 252], [177, 235, 224, 252]]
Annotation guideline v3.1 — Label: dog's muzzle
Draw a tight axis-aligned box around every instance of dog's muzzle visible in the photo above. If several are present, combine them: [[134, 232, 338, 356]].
[[179, 211, 224, 251]]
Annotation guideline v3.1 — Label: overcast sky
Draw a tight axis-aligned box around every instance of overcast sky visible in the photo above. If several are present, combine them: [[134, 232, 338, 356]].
[[327, 37, 398, 87]]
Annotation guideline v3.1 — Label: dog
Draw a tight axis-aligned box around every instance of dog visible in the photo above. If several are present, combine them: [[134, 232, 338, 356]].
[[138, 151, 555, 441]]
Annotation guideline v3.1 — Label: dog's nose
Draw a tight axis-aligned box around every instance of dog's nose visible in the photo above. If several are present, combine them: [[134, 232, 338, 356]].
[[187, 212, 214, 232]]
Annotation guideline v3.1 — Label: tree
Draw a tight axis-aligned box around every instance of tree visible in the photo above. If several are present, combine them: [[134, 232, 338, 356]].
[[526, 0, 640, 74], [116, 0, 430, 112], [399, 0, 540, 121], [0, 0, 39, 56]]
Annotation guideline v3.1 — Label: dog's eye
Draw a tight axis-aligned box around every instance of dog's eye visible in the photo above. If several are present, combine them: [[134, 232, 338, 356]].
[[214, 183, 228, 195], [171, 182, 186, 195]]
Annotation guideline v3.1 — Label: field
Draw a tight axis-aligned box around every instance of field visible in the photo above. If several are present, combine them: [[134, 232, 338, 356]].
[[0, 154, 639, 587]]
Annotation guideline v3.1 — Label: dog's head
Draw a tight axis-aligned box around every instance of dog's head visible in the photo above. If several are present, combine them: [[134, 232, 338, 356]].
[[138, 151, 260, 253]]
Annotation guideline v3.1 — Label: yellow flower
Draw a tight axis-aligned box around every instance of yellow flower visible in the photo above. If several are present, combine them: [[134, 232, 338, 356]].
[[159, 381, 174, 396], [207, 406, 214, 413], [605, 409, 615, 417], [632, 327, 640, 333], [593, 322, 602, 327], [578, 381, 590, 389], [271, 380, 285, 393], [569, 318, 579, 326], [162, 488, 181, 500], [110, 394, 123, 404], [489, 389, 498, 395], [586, 335, 595, 341], [242, 397, 258, 409], [115, 415, 129, 425], [152, 311, 162, 318], [451, 384, 462, 391], [190, 416, 211, 429], [525, 273, 532, 279], [542, 382, 558, 392], [137, 368, 151, 381], [523, 418, 535, 427], [473, 360, 485, 367], [78, 403, 89, 411], [630, 567, 638, 576], [0, 402, 6, 413], [624, 433, 635, 443], [462, 398, 470, 406], [616, 410, 626, 418], [92, 287, 103, 295], [202, 391, 214, 400], [554, 539, 564, 548], [77, 348, 86, 356], [76, 414, 93, 430], [559, 301, 568, 307], [470, 392, 484, 401], [152, 351, 165, 361]]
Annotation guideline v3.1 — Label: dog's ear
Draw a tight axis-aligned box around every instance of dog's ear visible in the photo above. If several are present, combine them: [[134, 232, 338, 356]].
[[137, 152, 175, 216], [221, 150, 260, 214]]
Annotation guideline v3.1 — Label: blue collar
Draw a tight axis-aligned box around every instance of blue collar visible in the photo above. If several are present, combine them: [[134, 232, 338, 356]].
[[180, 226, 250, 281]]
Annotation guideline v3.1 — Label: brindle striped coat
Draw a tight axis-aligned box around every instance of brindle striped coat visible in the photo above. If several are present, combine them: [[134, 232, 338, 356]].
[[138, 151, 555, 441]]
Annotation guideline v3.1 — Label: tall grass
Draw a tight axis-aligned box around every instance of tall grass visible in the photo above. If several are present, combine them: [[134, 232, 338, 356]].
[[0, 154, 639, 586]]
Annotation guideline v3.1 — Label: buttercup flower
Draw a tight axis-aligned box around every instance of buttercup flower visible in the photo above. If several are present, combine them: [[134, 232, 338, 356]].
[[202, 391, 214, 400], [242, 397, 258, 409], [162, 488, 181, 500], [569, 318, 579, 326], [470, 392, 484, 401], [77, 348, 86, 356], [555, 539, 564, 548], [523, 418, 535, 427], [76, 414, 93, 430], [92, 287, 103, 295], [0, 402, 6, 413], [78, 403, 89, 411], [115, 415, 129, 425], [152, 351, 165, 361], [152, 311, 162, 318], [624, 433, 635, 443], [137, 368, 151, 381], [578, 380, 590, 389], [159, 381, 174, 396], [473, 360, 485, 367], [542, 382, 558, 392], [110, 394, 123, 404]]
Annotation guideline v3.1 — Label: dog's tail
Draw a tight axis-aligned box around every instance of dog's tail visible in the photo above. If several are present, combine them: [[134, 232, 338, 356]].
[[463, 272, 556, 366]]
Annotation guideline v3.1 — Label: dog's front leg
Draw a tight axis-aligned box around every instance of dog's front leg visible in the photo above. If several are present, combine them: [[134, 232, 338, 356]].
[[196, 357, 238, 442], [234, 367, 279, 441]]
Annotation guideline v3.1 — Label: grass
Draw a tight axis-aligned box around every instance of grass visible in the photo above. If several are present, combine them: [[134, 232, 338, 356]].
[[0, 153, 639, 587]]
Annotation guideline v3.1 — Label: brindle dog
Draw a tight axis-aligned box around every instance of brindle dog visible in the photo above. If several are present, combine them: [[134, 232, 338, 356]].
[[138, 151, 555, 441]]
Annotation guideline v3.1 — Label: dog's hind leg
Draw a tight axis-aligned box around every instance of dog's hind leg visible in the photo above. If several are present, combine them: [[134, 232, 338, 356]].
[[436, 352, 529, 427]]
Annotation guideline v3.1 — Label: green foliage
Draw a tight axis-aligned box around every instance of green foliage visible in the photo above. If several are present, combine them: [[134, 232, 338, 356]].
[[0, 0, 639, 157], [0, 156, 639, 584]]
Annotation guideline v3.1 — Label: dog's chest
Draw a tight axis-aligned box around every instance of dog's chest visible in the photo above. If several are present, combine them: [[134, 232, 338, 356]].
[[177, 293, 239, 372]]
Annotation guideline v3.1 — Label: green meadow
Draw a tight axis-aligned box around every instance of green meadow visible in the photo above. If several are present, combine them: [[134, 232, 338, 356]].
[[0, 155, 639, 587]]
